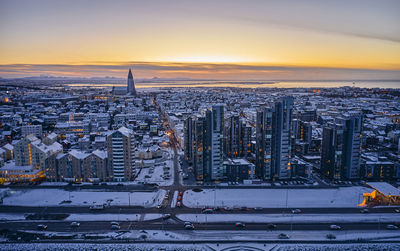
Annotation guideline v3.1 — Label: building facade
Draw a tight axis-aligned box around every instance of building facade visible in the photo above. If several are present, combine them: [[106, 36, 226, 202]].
[[320, 114, 363, 180], [106, 127, 136, 182]]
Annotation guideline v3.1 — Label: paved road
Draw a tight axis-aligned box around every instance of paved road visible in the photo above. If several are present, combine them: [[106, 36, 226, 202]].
[[1, 205, 399, 215], [0, 220, 396, 233]]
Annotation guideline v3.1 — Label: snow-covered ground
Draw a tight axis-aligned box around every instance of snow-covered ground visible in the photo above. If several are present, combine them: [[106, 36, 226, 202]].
[[39, 182, 69, 186], [2, 189, 166, 208], [14, 229, 400, 241], [0, 243, 398, 251], [177, 213, 400, 224], [183, 187, 372, 208], [66, 214, 162, 222], [171, 190, 178, 208], [0, 213, 26, 221], [83, 229, 400, 242]]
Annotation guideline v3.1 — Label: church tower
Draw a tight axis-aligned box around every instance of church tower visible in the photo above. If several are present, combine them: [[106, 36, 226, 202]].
[[127, 68, 136, 96]]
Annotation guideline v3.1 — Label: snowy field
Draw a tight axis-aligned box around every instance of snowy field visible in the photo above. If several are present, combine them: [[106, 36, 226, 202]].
[[177, 213, 400, 224], [183, 187, 372, 208], [2, 189, 166, 208], [1, 239, 400, 250], [66, 213, 162, 222]]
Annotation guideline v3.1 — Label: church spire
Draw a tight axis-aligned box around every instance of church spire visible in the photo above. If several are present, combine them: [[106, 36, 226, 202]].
[[127, 68, 136, 96]]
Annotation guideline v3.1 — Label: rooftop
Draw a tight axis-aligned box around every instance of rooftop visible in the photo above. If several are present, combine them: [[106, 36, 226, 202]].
[[367, 182, 400, 197]]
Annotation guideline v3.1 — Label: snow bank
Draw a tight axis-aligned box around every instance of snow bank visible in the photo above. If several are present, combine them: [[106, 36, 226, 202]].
[[66, 214, 162, 222], [0, 243, 399, 251], [177, 213, 400, 224], [0, 213, 26, 221]]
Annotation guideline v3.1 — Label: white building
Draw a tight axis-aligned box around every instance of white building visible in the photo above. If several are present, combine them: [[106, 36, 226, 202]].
[[21, 125, 43, 138]]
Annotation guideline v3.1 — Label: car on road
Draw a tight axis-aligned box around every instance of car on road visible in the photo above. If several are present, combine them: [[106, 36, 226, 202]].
[[223, 206, 232, 211], [89, 204, 105, 210], [70, 222, 80, 228], [395, 209, 400, 213], [386, 224, 398, 230], [37, 224, 47, 231], [176, 201, 182, 207], [162, 214, 171, 220], [111, 224, 120, 230], [111, 222, 119, 226], [202, 208, 213, 214], [178, 191, 183, 196], [278, 233, 290, 239], [326, 234, 336, 239], [254, 207, 263, 211], [235, 222, 246, 228], [360, 209, 369, 213], [184, 223, 195, 230], [291, 209, 302, 214], [156, 205, 162, 209], [177, 196, 182, 201], [329, 224, 341, 230], [267, 224, 277, 230], [240, 207, 249, 211]]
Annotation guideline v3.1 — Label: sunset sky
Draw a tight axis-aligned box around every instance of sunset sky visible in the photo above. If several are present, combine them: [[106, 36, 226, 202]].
[[0, 0, 399, 80]]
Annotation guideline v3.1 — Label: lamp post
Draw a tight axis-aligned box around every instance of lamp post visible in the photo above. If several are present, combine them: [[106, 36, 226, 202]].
[[285, 189, 289, 209]]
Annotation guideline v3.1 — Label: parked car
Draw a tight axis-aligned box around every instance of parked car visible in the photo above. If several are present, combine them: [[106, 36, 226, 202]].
[[278, 233, 290, 239], [292, 209, 302, 214], [37, 224, 47, 231], [70, 222, 80, 228], [329, 224, 341, 230], [360, 209, 369, 213], [235, 222, 246, 228]]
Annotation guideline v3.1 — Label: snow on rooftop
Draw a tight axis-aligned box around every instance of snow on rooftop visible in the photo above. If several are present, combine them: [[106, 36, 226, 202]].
[[46, 132, 58, 140], [1, 161, 35, 172], [2, 143, 13, 150], [92, 149, 107, 159], [69, 149, 89, 160], [367, 182, 400, 196], [33, 141, 62, 154], [117, 126, 132, 137]]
